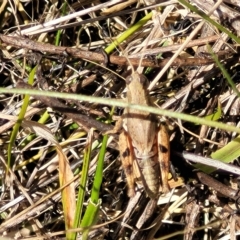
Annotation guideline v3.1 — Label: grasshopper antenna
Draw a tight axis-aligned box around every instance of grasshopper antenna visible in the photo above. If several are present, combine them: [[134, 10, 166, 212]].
[[118, 42, 135, 77], [106, 36, 135, 79], [136, 27, 153, 74]]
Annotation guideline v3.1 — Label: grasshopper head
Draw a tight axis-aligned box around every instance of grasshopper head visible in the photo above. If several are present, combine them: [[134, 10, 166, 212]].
[[125, 72, 149, 89]]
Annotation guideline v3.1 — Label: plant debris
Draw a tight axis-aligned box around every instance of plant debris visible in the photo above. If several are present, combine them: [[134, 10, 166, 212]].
[[0, 0, 240, 239]]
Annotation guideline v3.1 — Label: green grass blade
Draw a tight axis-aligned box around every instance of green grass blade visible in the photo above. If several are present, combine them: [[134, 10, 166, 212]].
[[195, 136, 240, 173], [55, 1, 67, 46], [194, 101, 222, 126], [81, 199, 102, 240], [71, 134, 93, 240], [2, 87, 240, 135], [207, 45, 240, 98], [204, 102, 222, 122], [7, 66, 37, 168], [104, 12, 153, 54], [211, 136, 240, 164], [90, 135, 108, 203], [80, 134, 108, 239]]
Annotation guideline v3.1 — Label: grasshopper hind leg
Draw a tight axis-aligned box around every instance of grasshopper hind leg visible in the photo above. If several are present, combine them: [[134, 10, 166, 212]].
[[119, 131, 136, 197], [158, 124, 170, 193]]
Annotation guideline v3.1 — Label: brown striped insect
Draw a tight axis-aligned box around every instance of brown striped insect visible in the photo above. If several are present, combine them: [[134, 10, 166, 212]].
[[119, 70, 170, 199]]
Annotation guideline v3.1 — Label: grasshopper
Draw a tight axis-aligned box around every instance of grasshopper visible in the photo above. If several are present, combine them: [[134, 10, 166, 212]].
[[119, 70, 170, 199]]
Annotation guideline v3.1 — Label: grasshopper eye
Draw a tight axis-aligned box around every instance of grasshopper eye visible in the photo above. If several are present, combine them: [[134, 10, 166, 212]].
[[139, 74, 149, 87], [125, 75, 133, 85]]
